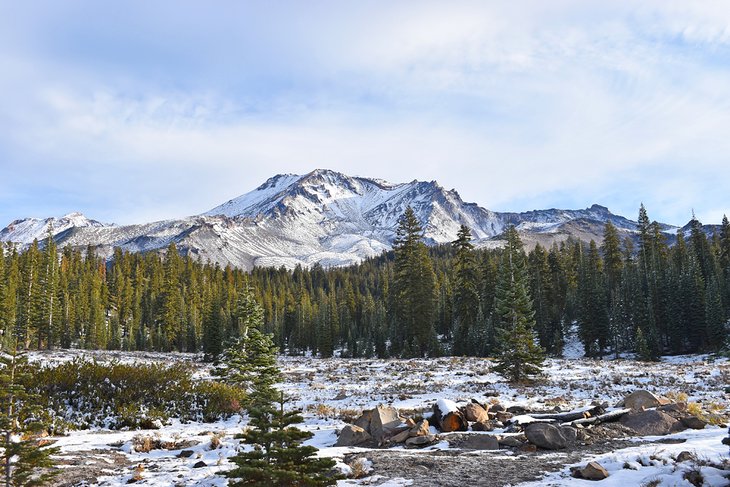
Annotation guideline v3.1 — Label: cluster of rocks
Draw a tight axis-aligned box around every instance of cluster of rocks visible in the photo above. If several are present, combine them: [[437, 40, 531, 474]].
[[335, 405, 435, 448], [335, 389, 711, 462]]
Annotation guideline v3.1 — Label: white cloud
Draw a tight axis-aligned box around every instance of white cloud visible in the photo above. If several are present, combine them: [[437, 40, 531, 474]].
[[0, 1, 729, 226]]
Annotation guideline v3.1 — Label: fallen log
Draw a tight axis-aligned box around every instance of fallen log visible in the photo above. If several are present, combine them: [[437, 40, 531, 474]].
[[431, 399, 468, 432], [530, 405, 605, 423], [569, 408, 631, 427]]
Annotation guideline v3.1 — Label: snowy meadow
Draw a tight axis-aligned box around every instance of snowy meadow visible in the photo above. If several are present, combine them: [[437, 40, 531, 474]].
[[30, 349, 730, 487]]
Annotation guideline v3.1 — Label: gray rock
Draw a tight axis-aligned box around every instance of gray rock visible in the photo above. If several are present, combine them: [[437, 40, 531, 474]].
[[498, 435, 525, 448], [192, 461, 207, 468], [405, 434, 435, 447], [336, 424, 372, 447], [580, 461, 609, 480], [354, 410, 373, 432], [370, 405, 401, 443], [524, 423, 567, 450], [623, 390, 661, 411], [619, 410, 681, 436], [471, 420, 495, 432], [177, 450, 194, 458], [680, 416, 707, 430], [676, 451, 694, 462], [458, 434, 499, 450], [560, 426, 578, 444]]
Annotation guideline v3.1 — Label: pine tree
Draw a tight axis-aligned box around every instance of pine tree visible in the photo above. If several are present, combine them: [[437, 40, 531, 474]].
[[492, 227, 545, 382], [226, 391, 341, 487], [390, 207, 437, 357], [219, 285, 280, 400], [451, 225, 480, 355], [0, 344, 58, 486]]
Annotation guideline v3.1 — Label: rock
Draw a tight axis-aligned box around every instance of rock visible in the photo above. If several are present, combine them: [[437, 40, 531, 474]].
[[410, 419, 430, 437], [464, 402, 490, 423], [177, 450, 194, 458], [490, 404, 505, 413], [498, 435, 525, 448], [560, 426, 578, 444], [623, 390, 661, 411], [458, 434, 499, 450], [405, 434, 435, 447], [676, 451, 694, 462], [659, 402, 688, 416], [370, 405, 402, 443], [495, 411, 513, 422], [619, 410, 681, 436], [336, 425, 372, 447], [507, 405, 528, 415], [389, 429, 411, 443], [192, 461, 207, 468], [681, 416, 707, 430], [524, 423, 567, 450], [354, 410, 373, 432], [580, 462, 609, 480], [471, 421, 494, 432]]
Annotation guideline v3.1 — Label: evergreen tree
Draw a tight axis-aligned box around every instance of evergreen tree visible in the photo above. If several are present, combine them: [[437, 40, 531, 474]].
[[451, 225, 480, 355], [219, 285, 280, 400], [390, 207, 437, 357], [492, 227, 545, 382], [226, 391, 341, 487], [0, 344, 57, 486]]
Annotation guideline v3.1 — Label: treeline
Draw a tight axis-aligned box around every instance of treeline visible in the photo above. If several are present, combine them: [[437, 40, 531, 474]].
[[0, 205, 728, 359]]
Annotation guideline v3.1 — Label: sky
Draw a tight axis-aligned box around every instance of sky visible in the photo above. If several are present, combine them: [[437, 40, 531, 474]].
[[0, 1, 729, 227]]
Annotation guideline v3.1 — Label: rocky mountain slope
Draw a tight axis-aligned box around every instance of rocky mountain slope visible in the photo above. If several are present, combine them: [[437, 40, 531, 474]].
[[0, 169, 681, 269]]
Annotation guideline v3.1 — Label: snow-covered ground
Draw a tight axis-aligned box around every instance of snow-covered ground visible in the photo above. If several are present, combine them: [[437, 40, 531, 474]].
[[31, 351, 729, 486]]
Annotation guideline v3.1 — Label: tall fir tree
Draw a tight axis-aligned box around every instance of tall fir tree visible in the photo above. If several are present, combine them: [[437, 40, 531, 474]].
[[390, 207, 437, 357], [451, 225, 480, 355], [492, 227, 545, 382]]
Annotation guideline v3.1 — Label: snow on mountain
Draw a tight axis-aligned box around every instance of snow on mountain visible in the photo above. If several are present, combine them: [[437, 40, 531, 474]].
[[0, 170, 684, 269], [0, 212, 110, 245]]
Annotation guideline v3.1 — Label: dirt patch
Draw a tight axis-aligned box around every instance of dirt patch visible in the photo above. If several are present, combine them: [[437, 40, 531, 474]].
[[345, 438, 655, 487]]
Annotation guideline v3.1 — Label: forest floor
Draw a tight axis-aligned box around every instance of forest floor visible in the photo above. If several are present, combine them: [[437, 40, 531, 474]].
[[32, 349, 730, 487]]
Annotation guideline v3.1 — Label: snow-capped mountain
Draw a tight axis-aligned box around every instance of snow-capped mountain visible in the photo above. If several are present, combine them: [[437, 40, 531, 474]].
[[0, 212, 110, 244], [0, 169, 680, 269]]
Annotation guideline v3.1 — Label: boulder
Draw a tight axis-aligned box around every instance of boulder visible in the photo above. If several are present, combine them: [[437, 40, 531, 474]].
[[524, 423, 567, 450], [336, 425, 372, 447], [580, 462, 609, 480], [623, 390, 661, 411], [464, 402, 490, 423], [410, 419, 430, 437], [389, 429, 411, 443], [458, 434, 499, 450], [354, 410, 372, 432], [490, 404, 505, 413], [619, 410, 682, 436], [192, 461, 207, 468], [370, 405, 402, 443], [495, 411, 513, 423], [560, 426, 578, 444], [680, 416, 707, 430], [471, 420, 495, 432], [405, 434, 435, 447], [498, 435, 525, 448]]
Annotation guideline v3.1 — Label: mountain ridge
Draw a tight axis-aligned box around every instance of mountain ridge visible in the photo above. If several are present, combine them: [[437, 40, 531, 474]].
[[0, 169, 699, 270]]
